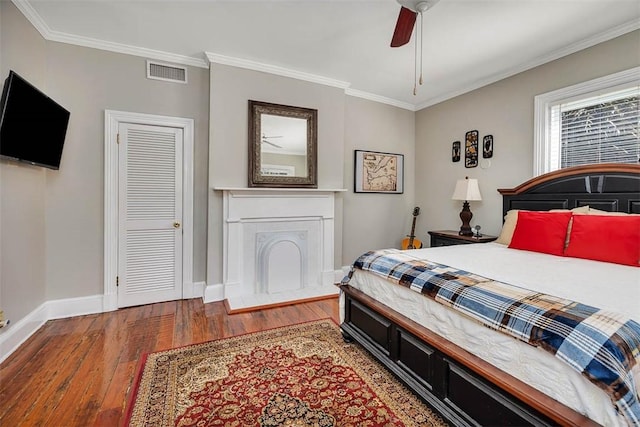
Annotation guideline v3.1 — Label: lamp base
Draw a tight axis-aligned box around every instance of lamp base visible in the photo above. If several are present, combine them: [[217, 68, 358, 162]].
[[458, 201, 474, 236]]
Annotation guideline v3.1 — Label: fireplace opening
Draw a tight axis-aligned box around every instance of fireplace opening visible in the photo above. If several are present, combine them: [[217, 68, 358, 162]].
[[256, 231, 307, 294]]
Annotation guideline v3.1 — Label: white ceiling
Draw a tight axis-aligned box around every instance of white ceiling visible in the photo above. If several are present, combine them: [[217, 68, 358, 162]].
[[16, 0, 640, 110]]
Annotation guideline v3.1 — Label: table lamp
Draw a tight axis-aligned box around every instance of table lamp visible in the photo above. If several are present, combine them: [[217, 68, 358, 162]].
[[451, 177, 482, 236]]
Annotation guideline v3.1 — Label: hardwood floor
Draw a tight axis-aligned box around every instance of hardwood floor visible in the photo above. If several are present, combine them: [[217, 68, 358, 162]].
[[0, 297, 340, 426]]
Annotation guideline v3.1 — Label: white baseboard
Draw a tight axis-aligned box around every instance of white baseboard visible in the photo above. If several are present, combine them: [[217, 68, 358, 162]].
[[203, 283, 224, 303], [226, 284, 338, 312], [193, 281, 206, 298], [182, 281, 206, 299], [1, 274, 346, 363], [47, 294, 105, 320], [203, 270, 345, 306], [0, 294, 104, 364], [0, 302, 48, 364]]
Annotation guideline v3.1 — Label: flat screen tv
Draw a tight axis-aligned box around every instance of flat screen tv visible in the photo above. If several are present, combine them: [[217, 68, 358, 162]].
[[0, 70, 70, 170]]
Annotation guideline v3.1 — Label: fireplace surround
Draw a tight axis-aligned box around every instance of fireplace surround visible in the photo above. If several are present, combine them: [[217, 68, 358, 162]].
[[213, 188, 343, 311]]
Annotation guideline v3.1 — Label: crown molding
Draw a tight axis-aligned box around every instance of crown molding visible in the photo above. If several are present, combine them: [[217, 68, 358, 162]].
[[11, 0, 209, 69], [49, 32, 209, 69], [206, 53, 418, 110], [13, 0, 639, 111], [11, 0, 51, 39], [345, 88, 416, 111], [416, 19, 640, 110], [205, 52, 351, 90], [13, 0, 409, 110]]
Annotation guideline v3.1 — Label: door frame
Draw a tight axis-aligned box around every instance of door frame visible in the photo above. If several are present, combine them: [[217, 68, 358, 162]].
[[104, 110, 194, 311]]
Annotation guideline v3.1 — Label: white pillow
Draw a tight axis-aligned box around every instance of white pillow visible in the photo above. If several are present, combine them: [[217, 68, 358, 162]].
[[495, 210, 519, 245], [587, 208, 637, 216]]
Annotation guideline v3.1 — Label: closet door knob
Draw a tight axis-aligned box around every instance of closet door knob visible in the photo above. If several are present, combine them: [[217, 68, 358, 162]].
[[173, 221, 181, 229]]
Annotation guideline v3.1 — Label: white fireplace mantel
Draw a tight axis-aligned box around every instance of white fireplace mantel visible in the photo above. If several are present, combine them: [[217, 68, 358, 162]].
[[214, 187, 347, 192], [211, 187, 345, 311]]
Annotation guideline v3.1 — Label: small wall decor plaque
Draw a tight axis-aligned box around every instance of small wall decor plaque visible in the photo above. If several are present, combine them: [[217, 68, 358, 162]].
[[483, 135, 494, 158], [452, 141, 461, 162], [464, 130, 478, 168]]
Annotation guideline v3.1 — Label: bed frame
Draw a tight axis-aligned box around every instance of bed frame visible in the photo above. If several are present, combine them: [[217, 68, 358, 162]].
[[340, 164, 640, 427]]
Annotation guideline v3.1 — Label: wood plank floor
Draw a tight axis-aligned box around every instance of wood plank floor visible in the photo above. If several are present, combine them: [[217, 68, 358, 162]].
[[0, 297, 339, 426]]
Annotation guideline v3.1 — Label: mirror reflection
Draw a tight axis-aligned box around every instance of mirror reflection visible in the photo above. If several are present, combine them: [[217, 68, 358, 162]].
[[260, 114, 307, 178], [248, 100, 317, 188]]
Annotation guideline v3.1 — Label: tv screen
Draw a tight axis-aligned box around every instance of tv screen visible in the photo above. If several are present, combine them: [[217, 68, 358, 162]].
[[0, 70, 70, 170]]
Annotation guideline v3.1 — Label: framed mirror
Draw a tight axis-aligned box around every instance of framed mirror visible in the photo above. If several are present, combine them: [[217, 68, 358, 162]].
[[248, 100, 317, 188]]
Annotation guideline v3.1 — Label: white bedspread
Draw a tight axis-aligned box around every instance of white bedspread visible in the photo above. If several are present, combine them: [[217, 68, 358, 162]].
[[341, 243, 640, 426]]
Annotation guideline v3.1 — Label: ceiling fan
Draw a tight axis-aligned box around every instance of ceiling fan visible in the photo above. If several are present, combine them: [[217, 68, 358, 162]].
[[391, 0, 440, 48], [261, 134, 283, 149], [390, 0, 440, 95]]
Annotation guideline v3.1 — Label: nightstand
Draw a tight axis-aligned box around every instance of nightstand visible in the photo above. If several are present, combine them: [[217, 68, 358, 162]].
[[428, 230, 497, 247]]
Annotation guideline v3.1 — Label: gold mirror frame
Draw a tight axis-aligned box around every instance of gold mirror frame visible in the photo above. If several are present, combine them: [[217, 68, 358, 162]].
[[248, 100, 317, 188]]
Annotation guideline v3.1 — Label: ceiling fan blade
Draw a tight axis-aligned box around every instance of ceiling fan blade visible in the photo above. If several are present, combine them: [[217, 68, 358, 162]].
[[390, 6, 417, 47], [262, 133, 283, 139], [262, 140, 282, 148]]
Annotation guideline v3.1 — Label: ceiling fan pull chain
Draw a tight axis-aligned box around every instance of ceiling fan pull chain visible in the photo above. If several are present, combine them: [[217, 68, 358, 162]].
[[419, 11, 424, 86], [413, 25, 418, 96]]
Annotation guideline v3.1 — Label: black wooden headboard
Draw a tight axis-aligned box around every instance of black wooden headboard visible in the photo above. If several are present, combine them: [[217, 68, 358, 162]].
[[498, 164, 640, 216]]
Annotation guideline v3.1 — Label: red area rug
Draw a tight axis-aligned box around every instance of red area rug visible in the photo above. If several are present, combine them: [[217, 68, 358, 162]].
[[125, 319, 447, 426]]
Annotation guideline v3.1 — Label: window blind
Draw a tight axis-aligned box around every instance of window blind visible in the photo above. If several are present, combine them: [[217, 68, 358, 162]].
[[549, 86, 639, 169]]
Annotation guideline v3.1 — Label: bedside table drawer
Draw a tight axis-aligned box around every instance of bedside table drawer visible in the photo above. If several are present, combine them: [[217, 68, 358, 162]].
[[431, 236, 474, 247], [428, 230, 497, 247]]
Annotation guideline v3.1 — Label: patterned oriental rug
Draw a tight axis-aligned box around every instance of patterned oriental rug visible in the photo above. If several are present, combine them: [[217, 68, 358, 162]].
[[125, 319, 447, 427]]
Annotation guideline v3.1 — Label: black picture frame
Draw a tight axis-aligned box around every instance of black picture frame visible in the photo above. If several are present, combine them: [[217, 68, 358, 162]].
[[483, 135, 494, 158], [465, 130, 478, 168], [452, 141, 461, 162], [354, 150, 404, 194]]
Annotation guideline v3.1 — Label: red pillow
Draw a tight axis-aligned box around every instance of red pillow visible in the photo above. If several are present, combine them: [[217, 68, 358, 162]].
[[565, 214, 640, 267], [509, 211, 572, 256]]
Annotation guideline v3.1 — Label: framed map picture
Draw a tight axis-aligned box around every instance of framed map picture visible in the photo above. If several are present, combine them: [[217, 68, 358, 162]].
[[354, 150, 404, 194]]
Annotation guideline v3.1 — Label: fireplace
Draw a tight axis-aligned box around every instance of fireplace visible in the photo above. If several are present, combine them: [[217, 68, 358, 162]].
[[256, 229, 309, 294], [215, 188, 340, 311]]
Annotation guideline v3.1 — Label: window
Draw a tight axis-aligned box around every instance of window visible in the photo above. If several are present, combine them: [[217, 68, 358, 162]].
[[534, 67, 639, 175]]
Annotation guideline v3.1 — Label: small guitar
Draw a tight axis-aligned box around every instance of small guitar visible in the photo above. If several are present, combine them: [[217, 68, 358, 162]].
[[401, 207, 423, 250]]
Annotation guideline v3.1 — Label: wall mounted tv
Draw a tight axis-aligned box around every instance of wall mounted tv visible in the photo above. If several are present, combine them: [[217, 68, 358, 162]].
[[0, 70, 70, 170]]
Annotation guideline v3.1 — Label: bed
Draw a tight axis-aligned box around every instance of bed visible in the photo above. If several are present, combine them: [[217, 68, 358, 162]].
[[339, 164, 640, 427]]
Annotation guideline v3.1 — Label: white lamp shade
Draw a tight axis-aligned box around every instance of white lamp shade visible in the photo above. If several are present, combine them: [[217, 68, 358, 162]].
[[452, 178, 482, 201]]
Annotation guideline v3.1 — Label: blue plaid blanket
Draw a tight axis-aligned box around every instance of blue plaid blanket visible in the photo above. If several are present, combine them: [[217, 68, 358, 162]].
[[343, 249, 640, 425]]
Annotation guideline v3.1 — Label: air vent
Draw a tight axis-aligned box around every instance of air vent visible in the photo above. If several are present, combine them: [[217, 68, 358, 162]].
[[146, 61, 187, 84]]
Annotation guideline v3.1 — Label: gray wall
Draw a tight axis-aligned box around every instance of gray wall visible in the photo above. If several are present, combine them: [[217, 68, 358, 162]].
[[207, 63, 347, 284], [1, 0, 638, 328], [342, 96, 416, 263], [42, 42, 209, 300], [206, 64, 416, 285], [0, 1, 209, 324], [415, 30, 640, 240], [1, 1, 49, 322], [209, 64, 346, 189]]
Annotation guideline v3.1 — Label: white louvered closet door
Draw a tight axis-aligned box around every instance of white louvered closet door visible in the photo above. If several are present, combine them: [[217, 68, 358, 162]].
[[118, 123, 183, 308]]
